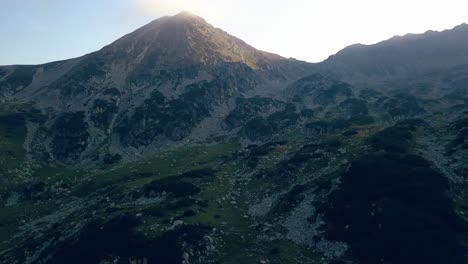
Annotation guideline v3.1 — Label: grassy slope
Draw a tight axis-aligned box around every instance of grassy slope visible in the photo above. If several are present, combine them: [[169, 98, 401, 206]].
[[1, 100, 464, 263]]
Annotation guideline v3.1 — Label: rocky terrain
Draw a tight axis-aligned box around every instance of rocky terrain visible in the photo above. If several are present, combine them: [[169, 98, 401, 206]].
[[0, 12, 467, 264]]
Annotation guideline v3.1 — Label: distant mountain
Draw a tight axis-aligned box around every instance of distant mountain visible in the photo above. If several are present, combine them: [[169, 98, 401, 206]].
[[317, 23, 468, 100]]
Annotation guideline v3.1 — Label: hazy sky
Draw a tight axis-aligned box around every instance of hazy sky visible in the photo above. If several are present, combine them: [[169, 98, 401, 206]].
[[1, 0, 468, 65]]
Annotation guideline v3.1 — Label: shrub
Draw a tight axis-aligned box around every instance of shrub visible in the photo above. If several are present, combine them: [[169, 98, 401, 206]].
[[369, 126, 413, 153], [342, 130, 358, 137], [144, 177, 200, 198], [180, 168, 216, 179], [269, 248, 280, 255], [272, 184, 308, 214], [197, 200, 209, 208], [143, 205, 166, 217], [48, 215, 210, 264], [320, 153, 466, 264], [183, 209, 197, 217], [306, 119, 350, 134]]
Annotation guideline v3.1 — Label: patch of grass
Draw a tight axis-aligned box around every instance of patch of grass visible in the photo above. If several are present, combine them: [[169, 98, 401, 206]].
[[0, 201, 55, 251], [260, 240, 320, 264], [144, 177, 201, 198], [32, 166, 85, 186], [73, 143, 239, 196], [0, 109, 29, 200], [0, 114, 27, 179]]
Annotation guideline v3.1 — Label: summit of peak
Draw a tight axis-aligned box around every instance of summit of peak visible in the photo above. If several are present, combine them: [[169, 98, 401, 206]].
[[170, 11, 206, 23], [174, 11, 198, 17], [161, 11, 206, 25], [93, 11, 297, 73], [452, 22, 468, 31]]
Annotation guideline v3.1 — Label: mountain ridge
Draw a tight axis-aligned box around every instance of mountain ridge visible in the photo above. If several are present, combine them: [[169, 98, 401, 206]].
[[318, 22, 468, 92]]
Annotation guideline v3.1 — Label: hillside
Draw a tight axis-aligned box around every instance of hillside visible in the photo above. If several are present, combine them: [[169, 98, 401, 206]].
[[0, 12, 467, 264]]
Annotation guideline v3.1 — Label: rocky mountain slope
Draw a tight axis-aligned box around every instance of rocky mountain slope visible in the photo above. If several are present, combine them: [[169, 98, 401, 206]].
[[317, 23, 468, 102], [0, 12, 467, 264], [0, 12, 313, 166]]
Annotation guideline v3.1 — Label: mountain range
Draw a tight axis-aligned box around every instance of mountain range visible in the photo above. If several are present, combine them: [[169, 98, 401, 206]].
[[0, 12, 467, 264]]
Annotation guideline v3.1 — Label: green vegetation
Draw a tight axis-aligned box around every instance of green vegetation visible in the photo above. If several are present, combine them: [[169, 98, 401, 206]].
[[319, 119, 466, 264], [369, 119, 424, 153], [379, 94, 425, 117], [315, 82, 352, 105], [119, 79, 231, 145], [225, 97, 283, 129], [2, 14, 468, 264], [48, 213, 211, 264], [321, 153, 466, 264], [235, 102, 303, 141], [51, 112, 89, 161], [306, 119, 350, 134], [0, 114, 27, 180]]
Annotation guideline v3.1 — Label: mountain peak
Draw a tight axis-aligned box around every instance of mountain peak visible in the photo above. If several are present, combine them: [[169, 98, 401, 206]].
[[174, 11, 198, 18], [452, 22, 468, 31], [105, 12, 288, 71], [165, 11, 206, 25]]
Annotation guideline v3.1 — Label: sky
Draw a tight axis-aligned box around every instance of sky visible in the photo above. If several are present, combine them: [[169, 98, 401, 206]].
[[1, 0, 468, 65]]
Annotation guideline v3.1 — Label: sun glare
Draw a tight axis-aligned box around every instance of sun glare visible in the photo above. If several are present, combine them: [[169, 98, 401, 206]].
[[134, 0, 205, 16], [131, 0, 468, 62]]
